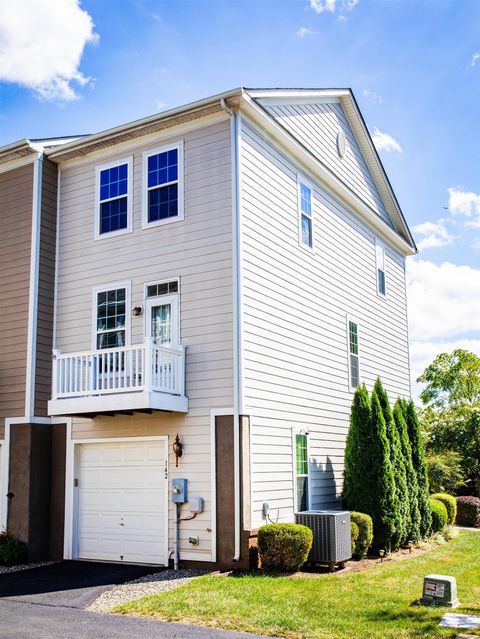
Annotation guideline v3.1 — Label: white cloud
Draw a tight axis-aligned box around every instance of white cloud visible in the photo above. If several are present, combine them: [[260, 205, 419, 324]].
[[309, 0, 337, 12], [448, 187, 480, 227], [308, 0, 358, 13], [295, 27, 315, 38], [472, 51, 480, 66], [371, 127, 402, 153], [0, 0, 98, 100], [362, 89, 383, 105], [412, 218, 454, 251], [407, 259, 480, 341]]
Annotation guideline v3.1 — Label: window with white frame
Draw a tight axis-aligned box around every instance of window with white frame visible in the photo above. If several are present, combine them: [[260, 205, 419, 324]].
[[294, 432, 309, 512], [298, 178, 313, 249], [376, 240, 386, 296], [95, 287, 127, 349], [144, 142, 183, 226], [96, 158, 132, 237], [348, 320, 360, 389]]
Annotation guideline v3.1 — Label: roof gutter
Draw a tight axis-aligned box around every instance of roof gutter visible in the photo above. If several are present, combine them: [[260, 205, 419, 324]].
[[239, 93, 416, 256]]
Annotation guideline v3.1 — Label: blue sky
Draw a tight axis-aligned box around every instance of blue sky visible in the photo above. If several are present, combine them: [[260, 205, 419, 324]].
[[1, 0, 480, 398]]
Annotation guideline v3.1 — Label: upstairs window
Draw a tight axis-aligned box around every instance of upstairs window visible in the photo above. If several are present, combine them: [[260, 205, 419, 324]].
[[294, 432, 309, 512], [298, 177, 313, 249], [376, 240, 386, 296], [348, 319, 360, 389], [95, 286, 128, 349], [95, 158, 132, 238], [143, 142, 184, 227]]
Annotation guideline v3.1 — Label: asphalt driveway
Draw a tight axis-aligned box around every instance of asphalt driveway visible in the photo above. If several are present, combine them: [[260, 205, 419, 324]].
[[0, 562, 271, 638], [0, 561, 159, 608]]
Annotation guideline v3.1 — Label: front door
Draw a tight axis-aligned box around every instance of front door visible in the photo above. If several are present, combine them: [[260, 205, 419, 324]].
[[146, 295, 178, 346]]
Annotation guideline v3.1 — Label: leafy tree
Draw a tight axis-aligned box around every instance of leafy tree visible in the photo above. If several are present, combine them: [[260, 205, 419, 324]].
[[373, 379, 408, 548], [425, 451, 467, 495], [342, 385, 372, 514], [393, 399, 421, 542], [417, 349, 480, 409], [405, 400, 432, 536]]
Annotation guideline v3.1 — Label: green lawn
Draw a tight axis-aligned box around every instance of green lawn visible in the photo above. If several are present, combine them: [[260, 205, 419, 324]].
[[114, 531, 480, 639]]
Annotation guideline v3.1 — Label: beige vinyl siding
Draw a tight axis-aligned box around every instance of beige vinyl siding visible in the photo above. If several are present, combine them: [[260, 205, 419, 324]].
[[34, 158, 57, 416], [0, 163, 34, 426], [261, 101, 392, 225], [57, 117, 233, 560], [239, 117, 410, 528]]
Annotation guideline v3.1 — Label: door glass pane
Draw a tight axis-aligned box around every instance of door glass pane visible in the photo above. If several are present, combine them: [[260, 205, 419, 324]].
[[151, 304, 172, 344]]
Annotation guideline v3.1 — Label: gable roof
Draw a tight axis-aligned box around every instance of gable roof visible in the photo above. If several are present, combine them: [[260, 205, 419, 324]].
[[43, 87, 416, 255]]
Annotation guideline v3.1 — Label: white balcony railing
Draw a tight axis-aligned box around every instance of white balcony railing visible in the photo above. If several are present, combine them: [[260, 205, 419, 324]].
[[51, 337, 185, 401]]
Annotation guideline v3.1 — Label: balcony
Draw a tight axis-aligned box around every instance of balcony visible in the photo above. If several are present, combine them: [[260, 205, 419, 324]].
[[48, 338, 188, 416]]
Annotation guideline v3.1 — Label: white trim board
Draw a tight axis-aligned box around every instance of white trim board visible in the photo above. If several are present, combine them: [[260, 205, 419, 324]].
[[0, 424, 10, 531]]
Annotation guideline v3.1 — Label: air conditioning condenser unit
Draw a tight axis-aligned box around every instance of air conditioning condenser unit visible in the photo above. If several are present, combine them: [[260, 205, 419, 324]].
[[295, 510, 351, 571]]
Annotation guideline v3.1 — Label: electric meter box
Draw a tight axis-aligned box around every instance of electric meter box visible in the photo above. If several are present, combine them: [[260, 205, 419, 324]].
[[172, 478, 188, 503], [420, 574, 460, 608]]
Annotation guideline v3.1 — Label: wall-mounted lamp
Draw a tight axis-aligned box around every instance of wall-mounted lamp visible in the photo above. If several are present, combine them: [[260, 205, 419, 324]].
[[132, 305, 143, 317], [173, 433, 183, 467]]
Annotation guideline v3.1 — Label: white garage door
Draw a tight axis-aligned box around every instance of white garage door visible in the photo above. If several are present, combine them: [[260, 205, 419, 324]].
[[76, 439, 168, 564]]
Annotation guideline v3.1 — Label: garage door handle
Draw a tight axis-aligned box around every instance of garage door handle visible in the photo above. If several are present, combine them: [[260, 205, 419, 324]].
[[119, 522, 125, 526]]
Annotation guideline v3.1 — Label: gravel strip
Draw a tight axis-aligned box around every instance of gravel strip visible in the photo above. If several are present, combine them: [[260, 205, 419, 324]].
[[0, 561, 55, 575], [86, 568, 210, 613]]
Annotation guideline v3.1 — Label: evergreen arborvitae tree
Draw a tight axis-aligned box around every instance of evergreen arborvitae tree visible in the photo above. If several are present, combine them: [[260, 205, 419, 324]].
[[342, 384, 372, 513], [368, 388, 398, 551], [373, 378, 408, 548], [393, 399, 421, 542], [405, 399, 432, 537]]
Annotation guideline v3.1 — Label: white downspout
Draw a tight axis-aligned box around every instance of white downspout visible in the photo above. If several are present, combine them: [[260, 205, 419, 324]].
[[25, 152, 43, 421], [221, 98, 242, 562]]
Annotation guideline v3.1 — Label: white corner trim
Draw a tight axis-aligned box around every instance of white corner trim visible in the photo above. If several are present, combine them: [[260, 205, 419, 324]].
[[24, 153, 43, 420], [0, 423, 11, 531], [141, 140, 184, 229], [52, 168, 61, 352], [94, 156, 133, 241]]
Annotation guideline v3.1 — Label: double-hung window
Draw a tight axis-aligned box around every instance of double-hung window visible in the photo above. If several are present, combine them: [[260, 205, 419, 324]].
[[95, 286, 129, 350], [375, 240, 386, 296], [298, 177, 313, 249], [294, 432, 310, 512], [348, 319, 360, 389], [143, 142, 184, 227], [95, 158, 132, 238]]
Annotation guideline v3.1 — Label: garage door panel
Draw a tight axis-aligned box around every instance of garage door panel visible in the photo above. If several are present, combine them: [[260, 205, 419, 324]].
[[77, 440, 167, 565]]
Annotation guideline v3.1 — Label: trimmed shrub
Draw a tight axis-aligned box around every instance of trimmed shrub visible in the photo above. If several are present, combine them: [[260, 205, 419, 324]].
[[394, 400, 421, 542], [456, 496, 480, 528], [350, 512, 373, 559], [0, 539, 27, 565], [429, 499, 448, 533], [406, 400, 432, 537], [350, 522, 359, 556], [257, 524, 313, 572], [374, 379, 408, 548], [431, 493, 457, 525]]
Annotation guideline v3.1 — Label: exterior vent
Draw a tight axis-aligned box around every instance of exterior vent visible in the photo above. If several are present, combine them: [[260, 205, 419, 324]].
[[295, 510, 351, 570]]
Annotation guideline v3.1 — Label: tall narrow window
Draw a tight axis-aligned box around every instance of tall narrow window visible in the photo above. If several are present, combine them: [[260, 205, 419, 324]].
[[96, 158, 132, 237], [376, 240, 386, 296], [295, 433, 309, 512], [143, 142, 183, 227], [298, 178, 313, 249], [348, 320, 360, 389], [96, 288, 127, 349]]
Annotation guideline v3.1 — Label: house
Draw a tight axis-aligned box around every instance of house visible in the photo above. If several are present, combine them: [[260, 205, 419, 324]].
[[1, 88, 416, 569], [0, 136, 79, 560]]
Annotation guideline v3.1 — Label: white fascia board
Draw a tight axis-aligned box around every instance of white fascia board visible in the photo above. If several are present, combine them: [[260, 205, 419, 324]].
[[239, 94, 416, 257], [48, 391, 189, 416], [246, 88, 350, 100]]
